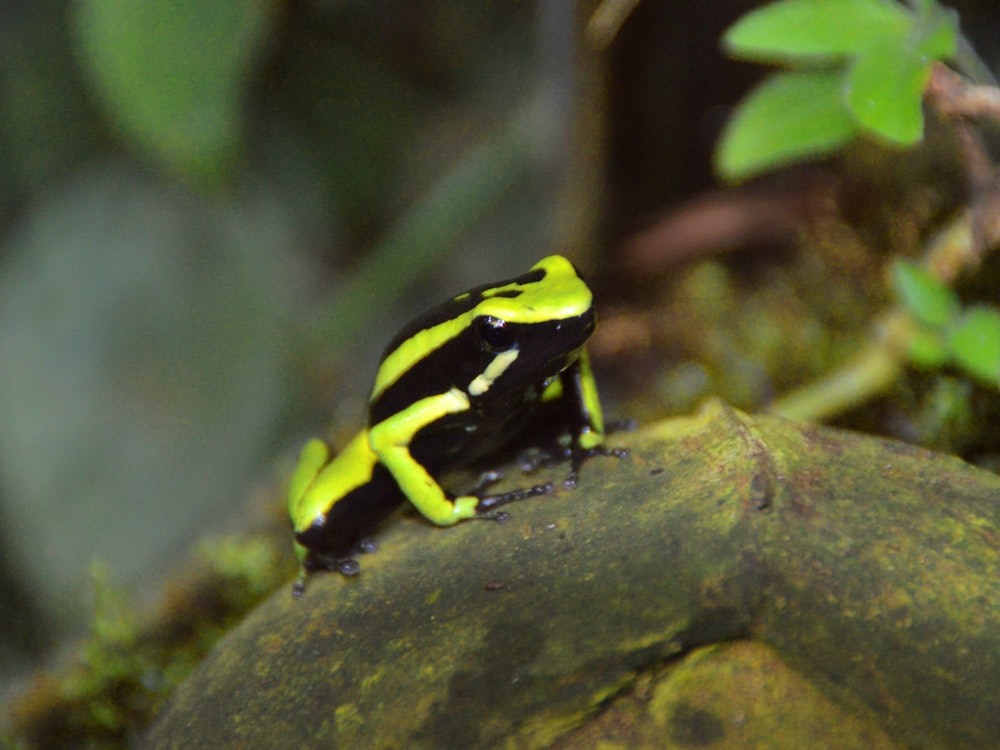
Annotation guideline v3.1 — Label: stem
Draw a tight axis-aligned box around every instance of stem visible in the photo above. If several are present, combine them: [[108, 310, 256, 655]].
[[769, 313, 913, 422]]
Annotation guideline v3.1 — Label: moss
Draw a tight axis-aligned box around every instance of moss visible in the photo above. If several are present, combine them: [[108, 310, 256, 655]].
[[4, 534, 291, 749]]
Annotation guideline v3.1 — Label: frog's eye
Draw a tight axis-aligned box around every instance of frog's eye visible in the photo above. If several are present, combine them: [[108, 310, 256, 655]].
[[478, 316, 518, 352]]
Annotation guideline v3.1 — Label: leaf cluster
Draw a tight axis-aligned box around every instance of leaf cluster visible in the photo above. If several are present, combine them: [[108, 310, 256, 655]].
[[717, 0, 958, 181], [893, 260, 1000, 386]]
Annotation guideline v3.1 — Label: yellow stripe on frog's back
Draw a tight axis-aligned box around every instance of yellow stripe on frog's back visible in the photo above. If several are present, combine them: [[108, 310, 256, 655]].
[[370, 255, 591, 404]]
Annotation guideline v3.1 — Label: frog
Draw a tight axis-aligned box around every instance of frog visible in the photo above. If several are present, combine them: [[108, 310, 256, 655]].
[[287, 255, 618, 595]]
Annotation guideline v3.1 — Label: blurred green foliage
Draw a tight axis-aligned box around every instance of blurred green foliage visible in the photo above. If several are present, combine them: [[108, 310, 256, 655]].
[[73, 0, 275, 184], [0, 0, 539, 660], [717, 0, 958, 180], [892, 260, 1000, 385]]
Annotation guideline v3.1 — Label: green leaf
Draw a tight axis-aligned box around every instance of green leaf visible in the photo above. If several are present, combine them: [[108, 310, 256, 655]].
[[947, 307, 1000, 386], [906, 327, 948, 369], [914, 1, 959, 61], [723, 0, 911, 62], [716, 70, 856, 182], [845, 33, 932, 144], [73, 0, 273, 184], [891, 260, 959, 328]]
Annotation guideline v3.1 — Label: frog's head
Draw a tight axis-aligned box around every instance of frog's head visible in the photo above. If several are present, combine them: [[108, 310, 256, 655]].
[[465, 255, 594, 390], [370, 255, 596, 420]]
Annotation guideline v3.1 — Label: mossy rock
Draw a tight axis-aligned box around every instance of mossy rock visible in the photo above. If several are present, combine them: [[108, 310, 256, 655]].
[[144, 400, 1000, 749]]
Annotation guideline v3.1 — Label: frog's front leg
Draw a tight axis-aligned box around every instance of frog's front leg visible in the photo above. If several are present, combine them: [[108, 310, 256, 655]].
[[565, 348, 606, 454], [549, 349, 627, 488]]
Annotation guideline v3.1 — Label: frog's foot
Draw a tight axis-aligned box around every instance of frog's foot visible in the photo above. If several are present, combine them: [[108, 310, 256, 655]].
[[355, 537, 379, 555], [336, 558, 361, 576], [292, 556, 360, 597], [518, 435, 631, 478], [564, 445, 629, 489], [474, 482, 553, 518]]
